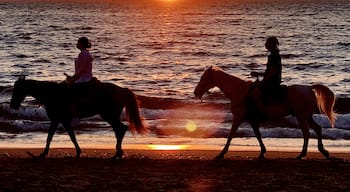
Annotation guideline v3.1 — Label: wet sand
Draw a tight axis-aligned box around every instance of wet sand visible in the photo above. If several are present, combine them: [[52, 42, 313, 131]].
[[0, 148, 349, 192]]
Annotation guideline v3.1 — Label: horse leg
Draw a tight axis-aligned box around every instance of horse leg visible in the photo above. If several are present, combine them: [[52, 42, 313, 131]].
[[250, 121, 266, 159], [296, 119, 310, 160], [112, 122, 128, 160], [41, 121, 59, 158], [309, 117, 329, 159], [216, 119, 241, 160], [63, 123, 81, 158]]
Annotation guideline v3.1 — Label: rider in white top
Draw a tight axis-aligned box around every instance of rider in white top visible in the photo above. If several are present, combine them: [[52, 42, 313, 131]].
[[70, 37, 94, 127], [73, 37, 93, 83]]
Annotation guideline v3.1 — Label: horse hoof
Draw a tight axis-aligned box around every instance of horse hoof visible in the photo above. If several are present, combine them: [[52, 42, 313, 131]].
[[321, 150, 329, 159], [296, 155, 304, 160], [215, 154, 224, 160], [113, 150, 124, 160], [76, 151, 81, 159], [258, 154, 265, 160], [112, 153, 124, 161], [27, 151, 45, 159], [111, 155, 123, 161]]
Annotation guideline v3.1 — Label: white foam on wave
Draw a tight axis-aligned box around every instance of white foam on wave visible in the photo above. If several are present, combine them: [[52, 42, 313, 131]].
[[1, 100, 350, 139], [10, 120, 50, 131], [10, 106, 48, 120]]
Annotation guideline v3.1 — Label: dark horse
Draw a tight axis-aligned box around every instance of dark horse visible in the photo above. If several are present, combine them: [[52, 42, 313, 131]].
[[10, 76, 147, 159], [194, 66, 336, 159]]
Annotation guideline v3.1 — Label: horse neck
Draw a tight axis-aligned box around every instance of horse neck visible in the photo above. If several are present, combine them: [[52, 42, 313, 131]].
[[212, 70, 251, 104], [24, 80, 60, 105]]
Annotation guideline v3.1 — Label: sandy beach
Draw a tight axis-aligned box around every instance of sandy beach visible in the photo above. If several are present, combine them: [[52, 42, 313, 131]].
[[0, 148, 349, 192], [1, 1, 350, 191]]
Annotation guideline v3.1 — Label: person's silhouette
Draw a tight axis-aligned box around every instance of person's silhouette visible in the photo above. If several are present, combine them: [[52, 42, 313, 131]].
[[69, 37, 94, 127], [260, 36, 282, 102], [248, 36, 282, 119]]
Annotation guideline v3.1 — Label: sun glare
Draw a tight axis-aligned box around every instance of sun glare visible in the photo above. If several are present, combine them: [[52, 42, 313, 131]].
[[185, 120, 197, 132], [147, 144, 189, 150]]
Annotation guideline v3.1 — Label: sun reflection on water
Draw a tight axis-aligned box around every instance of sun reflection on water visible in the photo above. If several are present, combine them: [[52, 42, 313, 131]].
[[147, 144, 189, 150]]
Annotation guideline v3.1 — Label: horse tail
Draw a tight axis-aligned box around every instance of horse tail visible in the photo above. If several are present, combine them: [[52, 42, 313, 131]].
[[124, 88, 148, 134], [312, 84, 336, 127]]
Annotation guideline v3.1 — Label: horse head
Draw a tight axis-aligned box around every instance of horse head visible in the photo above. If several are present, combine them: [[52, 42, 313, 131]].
[[10, 76, 27, 110], [194, 66, 216, 99]]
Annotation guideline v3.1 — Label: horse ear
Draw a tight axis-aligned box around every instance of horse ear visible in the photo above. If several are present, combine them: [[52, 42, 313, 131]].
[[204, 66, 212, 72]]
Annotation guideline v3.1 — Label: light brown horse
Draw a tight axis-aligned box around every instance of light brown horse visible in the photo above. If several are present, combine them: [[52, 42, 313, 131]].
[[194, 66, 336, 159]]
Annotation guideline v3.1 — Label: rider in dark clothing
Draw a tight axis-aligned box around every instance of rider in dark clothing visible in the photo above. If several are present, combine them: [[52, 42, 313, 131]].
[[248, 36, 282, 119], [260, 36, 282, 102]]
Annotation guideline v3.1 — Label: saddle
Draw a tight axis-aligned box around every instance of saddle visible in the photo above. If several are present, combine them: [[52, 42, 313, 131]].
[[246, 82, 288, 120], [261, 85, 288, 104], [66, 77, 101, 104]]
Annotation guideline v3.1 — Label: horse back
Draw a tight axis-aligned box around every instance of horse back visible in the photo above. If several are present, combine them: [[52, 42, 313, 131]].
[[96, 82, 130, 104], [287, 85, 317, 114], [70, 80, 127, 104]]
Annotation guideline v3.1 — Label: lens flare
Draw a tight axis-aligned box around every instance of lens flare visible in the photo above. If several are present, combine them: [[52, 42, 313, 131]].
[[185, 120, 197, 132]]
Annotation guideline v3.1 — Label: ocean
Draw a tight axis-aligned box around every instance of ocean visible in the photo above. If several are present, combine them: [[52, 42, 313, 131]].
[[0, 0, 350, 153]]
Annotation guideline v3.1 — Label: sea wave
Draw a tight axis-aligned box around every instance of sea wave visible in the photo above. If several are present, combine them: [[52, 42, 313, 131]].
[[1, 86, 350, 139]]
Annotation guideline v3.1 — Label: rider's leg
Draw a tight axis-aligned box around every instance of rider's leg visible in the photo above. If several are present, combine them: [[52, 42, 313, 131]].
[[248, 88, 267, 119], [70, 84, 80, 127]]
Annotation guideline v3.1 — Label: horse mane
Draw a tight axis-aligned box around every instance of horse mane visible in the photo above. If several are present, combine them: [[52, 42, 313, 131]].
[[209, 65, 251, 84], [22, 79, 62, 85], [29, 79, 65, 86], [20, 79, 68, 95]]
